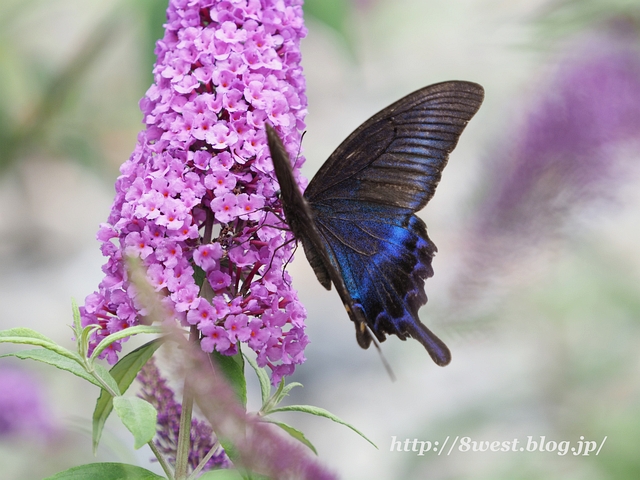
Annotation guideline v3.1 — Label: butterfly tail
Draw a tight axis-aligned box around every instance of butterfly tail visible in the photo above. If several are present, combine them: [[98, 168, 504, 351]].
[[409, 322, 451, 366], [353, 302, 451, 366]]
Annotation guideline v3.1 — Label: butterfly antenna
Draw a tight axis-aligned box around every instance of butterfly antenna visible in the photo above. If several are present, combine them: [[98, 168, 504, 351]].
[[268, 208, 288, 226], [280, 240, 298, 288], [263, 235, 296, 279], [366, 324, 396, 382]]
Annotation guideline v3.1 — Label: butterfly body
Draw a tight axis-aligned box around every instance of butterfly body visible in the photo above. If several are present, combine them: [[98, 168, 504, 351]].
[[266, 81, 484, 366]]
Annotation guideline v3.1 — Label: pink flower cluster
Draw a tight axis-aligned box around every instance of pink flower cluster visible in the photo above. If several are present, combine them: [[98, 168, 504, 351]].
[[82, 0, 309, 384]]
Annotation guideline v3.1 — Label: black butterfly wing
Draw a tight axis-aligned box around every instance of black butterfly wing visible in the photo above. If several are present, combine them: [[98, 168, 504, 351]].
[[304, 81, 484, 209], [303, 81, 484, 365]]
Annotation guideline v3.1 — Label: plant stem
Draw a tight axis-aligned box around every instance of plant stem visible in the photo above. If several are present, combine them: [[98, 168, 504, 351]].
[[186, 442, 221, 480], [203, 208, 214, 244], [174, 325, 199, 479], [149, 440, 175, 480]]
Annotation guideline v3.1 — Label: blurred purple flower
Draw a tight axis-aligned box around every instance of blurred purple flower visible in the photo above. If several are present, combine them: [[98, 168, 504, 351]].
[[451, 34, 640, 309], [483, 38, 640, 236], [0, 367, 52, 438], [81, 0, 309, 384], [137, 357, 228, 472]]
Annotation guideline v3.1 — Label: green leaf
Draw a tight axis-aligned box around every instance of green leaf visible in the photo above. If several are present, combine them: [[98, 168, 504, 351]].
[[243, 352, 271, 407], [80, 324, 101, 358], [274, 382, 302, 405], [94, 363, 122, 396], [90, 325, 164, 362], [71, 300, 94, 358], [262, 377, 286, 413], [0, 327, 79, 360], [210, 349, 246, 408], [1, 349, 101, 388], [1, 348, 121, 397], [268, 405, 378, 449], [0, 327, 53, 341], [93, 339, 164, 453], [71, 299, 82, 335], [113, 397, 158, 450], [0, 327, 55, 343], [0, 328, 50, 346], [192, 264, 207, 289], [197, 470, 244, 480], [42, 462, 165, 480], [265, 419, 318, 455], [261, 378, 303, 415]]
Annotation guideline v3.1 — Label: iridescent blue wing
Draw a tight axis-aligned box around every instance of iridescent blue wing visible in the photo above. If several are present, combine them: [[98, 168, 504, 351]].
[[303, 82, 484, 365], [311, 200, 451, 364]]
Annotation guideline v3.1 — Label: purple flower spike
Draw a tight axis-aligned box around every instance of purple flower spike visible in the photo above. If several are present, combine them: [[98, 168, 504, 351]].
[[82, 0, 309, 384], [137, 357, 228, 472], [449, 33, 640, 313], [484, 38, 640, 234]]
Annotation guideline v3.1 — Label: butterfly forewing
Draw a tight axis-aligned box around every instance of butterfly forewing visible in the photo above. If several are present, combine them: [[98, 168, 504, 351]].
[[304, 81, 484, 210]]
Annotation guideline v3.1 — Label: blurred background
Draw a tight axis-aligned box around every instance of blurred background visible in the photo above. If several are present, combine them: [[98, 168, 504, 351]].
[[1, 0, 639, 479]]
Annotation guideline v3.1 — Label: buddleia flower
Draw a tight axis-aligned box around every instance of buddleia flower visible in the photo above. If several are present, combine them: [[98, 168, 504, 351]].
[[81, 0, 309, 385]]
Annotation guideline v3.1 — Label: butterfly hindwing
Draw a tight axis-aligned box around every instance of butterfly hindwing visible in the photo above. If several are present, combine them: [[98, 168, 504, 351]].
[[312, 199, 451, 365]]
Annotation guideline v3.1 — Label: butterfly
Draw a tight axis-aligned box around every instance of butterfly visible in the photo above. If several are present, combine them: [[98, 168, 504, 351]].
[[266, 81, 484, 366]]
